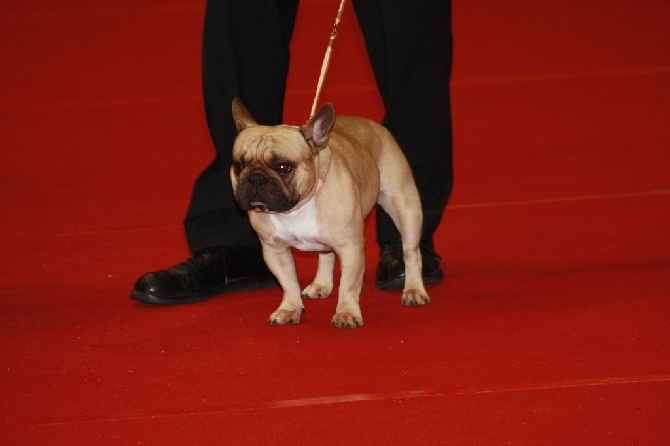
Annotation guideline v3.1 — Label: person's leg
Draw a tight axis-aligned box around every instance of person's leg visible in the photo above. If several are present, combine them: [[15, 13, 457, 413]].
[[186, 0, 300, 253], [352, 0, 453, 288], [131, 0, 299, 305]]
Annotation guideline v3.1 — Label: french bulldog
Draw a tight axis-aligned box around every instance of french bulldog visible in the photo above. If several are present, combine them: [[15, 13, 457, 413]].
[[230, 98, 430, 328]]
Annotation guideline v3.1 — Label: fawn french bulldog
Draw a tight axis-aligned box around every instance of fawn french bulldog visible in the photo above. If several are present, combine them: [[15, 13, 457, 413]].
[[230, 98, 429, 328]]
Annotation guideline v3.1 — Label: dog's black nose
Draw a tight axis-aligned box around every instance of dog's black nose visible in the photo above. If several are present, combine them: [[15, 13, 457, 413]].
[[248, 171, 269, 187]]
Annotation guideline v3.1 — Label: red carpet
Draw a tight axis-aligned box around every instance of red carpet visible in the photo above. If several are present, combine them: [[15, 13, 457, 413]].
[[2, 0, 669, 444]]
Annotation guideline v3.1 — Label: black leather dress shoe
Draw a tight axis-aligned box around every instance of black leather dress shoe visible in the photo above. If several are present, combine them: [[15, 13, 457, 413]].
[[130, 245, 277, 305], [375, 239, 444, 290]]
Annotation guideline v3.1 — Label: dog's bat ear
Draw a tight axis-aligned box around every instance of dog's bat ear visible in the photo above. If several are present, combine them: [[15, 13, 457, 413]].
[[300, 103, 336, 153], [232, 97, 258, 132]]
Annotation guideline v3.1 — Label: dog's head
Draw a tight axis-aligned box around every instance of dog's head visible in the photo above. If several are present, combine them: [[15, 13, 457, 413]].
[[230, 98, 335, 213]]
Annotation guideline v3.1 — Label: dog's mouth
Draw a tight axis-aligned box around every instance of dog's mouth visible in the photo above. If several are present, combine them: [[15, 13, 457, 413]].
[[236, 185, 298, 213], [250, 201, 270, 213]]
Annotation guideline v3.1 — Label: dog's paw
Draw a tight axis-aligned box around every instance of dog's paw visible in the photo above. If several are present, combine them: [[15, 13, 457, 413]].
[[269, 307, 303, 325], [401, 289, 431, 306], [331, 312, 363, 329], [301, 283, 332, 299]]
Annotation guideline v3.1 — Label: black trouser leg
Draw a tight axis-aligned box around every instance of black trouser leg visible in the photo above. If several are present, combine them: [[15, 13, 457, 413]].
[[184, 0, 299, 254], [186, 0, 452, 254], [352, 0, 454, 247]]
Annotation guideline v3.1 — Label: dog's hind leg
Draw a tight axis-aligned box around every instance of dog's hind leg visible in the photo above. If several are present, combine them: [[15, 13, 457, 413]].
[[377, 184, 431, 306], [302, 251, 335, 299]]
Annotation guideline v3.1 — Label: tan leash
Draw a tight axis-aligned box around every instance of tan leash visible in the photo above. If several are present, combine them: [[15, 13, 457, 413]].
[[310, 0, 348, 118]]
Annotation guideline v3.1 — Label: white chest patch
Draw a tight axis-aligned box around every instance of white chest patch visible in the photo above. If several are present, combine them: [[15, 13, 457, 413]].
[[268, 195, 328, 252]]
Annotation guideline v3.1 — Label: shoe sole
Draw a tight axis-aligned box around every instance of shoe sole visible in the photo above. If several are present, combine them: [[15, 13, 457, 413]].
[[130, 275, 278, 306]]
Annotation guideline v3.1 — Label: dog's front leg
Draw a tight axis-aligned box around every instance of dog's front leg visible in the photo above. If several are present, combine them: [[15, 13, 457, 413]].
[[331, 242, 365, 328], [262, 244, 304, 325]]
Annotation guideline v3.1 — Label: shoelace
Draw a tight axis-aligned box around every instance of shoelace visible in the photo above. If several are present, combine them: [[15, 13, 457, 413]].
[[420, 242, 444, 264], [383, 239, 404, 259], [383, 240, 444, 264], [166, 247, 225, 289]]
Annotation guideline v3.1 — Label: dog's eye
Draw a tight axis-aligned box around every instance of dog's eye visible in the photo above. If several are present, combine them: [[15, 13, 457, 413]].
[[233, 161, 244, 176], [275, 162, 293, 176]]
